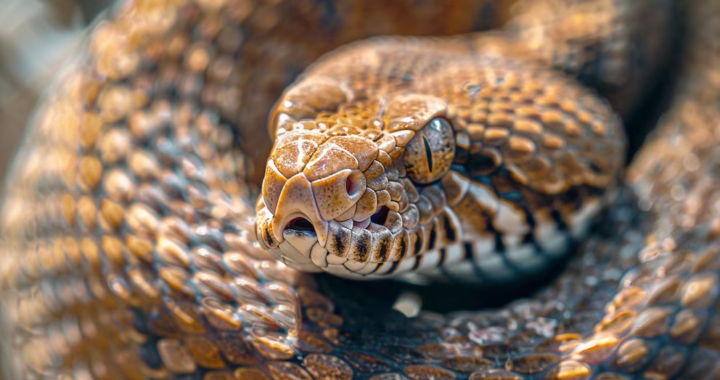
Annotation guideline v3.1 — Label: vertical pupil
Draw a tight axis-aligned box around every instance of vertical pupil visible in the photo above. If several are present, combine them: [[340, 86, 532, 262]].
[[422, 135, 434, 172]]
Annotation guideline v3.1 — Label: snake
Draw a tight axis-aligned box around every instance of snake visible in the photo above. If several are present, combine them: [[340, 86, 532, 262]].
[[1, 0, 719, 378]]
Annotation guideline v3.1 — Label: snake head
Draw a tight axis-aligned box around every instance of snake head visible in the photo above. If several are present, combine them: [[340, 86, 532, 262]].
[[255, 127, 380, 273], [256, 85, 461, 277], [256, 39, 626, 281]]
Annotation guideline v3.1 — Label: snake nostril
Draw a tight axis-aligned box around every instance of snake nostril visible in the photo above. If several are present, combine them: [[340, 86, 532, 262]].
[[286, 217, 316, 233], [346, 170, 365, 199]]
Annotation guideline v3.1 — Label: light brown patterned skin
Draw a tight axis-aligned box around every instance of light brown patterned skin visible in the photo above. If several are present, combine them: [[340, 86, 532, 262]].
[[3, 0, 720, 379], [256, 37, 625, 279]]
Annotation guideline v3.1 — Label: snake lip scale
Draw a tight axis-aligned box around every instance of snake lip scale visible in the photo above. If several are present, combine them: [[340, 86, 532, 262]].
[[2, 0, 720, 379]]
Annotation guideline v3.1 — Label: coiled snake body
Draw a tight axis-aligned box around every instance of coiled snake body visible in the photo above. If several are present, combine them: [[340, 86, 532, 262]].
[[1, 0, 719, 378]]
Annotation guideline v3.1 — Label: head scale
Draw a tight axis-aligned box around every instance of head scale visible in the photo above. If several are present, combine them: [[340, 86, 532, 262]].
[[256, 83, 459, 277]]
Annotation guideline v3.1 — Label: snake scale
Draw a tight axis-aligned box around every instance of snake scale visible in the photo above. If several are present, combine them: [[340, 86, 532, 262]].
[[1, 0, 720, 378]]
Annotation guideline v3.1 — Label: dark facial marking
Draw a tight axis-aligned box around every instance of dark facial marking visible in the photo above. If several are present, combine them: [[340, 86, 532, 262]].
[[353, 230, 371, 262], [437, 248, 446, 268], [376, 238, 390, 262], [333, 228, 351, 257], [413, 231, 423, 255], [427, 226, 437, 250], [395, 234, 408, 260], [443, 214, 456, 242]]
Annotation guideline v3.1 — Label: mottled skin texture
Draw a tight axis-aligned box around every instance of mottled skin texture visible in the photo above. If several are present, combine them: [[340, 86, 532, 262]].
[[1, 1, 719, 380], [256, 37, 625, 280]]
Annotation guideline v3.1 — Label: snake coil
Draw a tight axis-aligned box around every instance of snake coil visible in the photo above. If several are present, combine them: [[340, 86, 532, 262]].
[[1, 0, 720, 379]]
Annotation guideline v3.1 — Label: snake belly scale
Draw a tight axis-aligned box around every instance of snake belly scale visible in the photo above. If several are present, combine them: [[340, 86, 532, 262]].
[[1, 0, 720, 379]]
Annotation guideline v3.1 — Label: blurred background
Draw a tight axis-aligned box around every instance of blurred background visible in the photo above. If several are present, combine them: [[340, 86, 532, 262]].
[[0, 3, 108, 375], [0, 0, 111, 189]]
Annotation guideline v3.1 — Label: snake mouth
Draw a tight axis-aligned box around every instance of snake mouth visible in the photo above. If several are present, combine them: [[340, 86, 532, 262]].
[[264, 215, 324, 273], [286, 217, 316, 232], [283, 204, 390, 240], [277, 219, 323, 270], [275, 204, 396, 276]]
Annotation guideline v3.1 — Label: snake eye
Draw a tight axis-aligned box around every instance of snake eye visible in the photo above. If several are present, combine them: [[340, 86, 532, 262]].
[[404, 118, 456, 184]]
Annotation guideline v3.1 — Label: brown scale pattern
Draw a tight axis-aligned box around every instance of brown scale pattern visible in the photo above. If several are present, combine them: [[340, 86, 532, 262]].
[[261, 40, 624, 277], [505, 0, 673, 116], [1, 0, 718, 379]]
